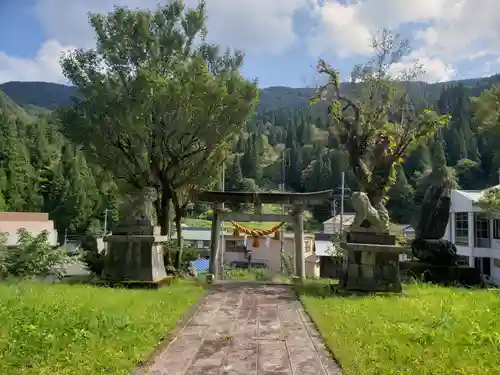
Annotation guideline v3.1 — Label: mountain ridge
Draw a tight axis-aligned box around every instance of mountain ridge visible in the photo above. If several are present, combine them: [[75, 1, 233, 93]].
[[2, 74, 500, 113]]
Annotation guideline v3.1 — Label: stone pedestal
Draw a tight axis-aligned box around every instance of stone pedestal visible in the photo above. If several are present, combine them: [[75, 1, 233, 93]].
[[341, 234, 405, 293], [103, 223, 168, 285]]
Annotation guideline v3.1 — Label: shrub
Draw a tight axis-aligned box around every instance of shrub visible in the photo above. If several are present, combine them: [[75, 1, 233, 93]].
[[163, 240, 200, 274], [79, 234, 105, 277], [0, 229, 70, 279], [0, 232, 7, 278]]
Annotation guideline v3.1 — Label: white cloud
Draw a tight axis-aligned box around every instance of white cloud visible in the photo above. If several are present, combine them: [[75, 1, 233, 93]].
[[2, 0, 500, 84], [307, 0, 500, 82], [389, 52, 456, 83], [0, 0, 309, 83], [33, 0, 308, 55], [0, 40, 74, 83]]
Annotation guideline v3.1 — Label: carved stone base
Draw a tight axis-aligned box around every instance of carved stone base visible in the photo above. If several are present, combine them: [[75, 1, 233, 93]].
[[112, 221, 161, 235], [340, 242, 405, 293], [103, 234, 168, 283], [347, 230, 396, 245]]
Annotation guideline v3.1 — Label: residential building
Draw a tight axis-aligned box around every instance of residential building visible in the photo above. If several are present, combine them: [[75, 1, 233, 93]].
[[443, 186, 500, 286], [322, 213, 355, 234], [171, 227, 212, 257], [314, 233, 343, 278], [223, 231, 319, 278], [402, 225, 415, 238], [174, 227, 320, 277], [0, 212, 57, 247]]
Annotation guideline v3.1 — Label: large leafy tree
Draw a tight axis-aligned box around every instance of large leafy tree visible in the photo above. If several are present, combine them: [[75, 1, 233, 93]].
[[473, 84, 500, 183], [59, 1, 258, 267], [311, 29, 450, 225]]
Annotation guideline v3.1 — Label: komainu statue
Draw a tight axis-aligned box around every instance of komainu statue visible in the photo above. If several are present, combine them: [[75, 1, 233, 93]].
[[120, 187, 158, 226], [411, 185, 458, 265], [350, 191, 390, 232]]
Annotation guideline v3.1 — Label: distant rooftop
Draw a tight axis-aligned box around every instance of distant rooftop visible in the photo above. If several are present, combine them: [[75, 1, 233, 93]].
[[323, 213, 356, 225], [455, 184, 500, 202]]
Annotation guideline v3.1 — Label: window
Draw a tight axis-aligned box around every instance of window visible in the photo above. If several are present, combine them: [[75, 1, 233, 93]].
[[225, 239, 246, 253], [203, 240, 210, 249], [305, 240, 312, 254], [494, 219, 500, 239], [474, 213, 490, 248], [196, 240, 203, 249], [455, 212, 469, 246]]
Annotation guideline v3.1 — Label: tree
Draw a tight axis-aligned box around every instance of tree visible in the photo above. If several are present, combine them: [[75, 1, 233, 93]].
[[473, 84, 500, 179], [387, 165, 414, 223], [311, 29, 450, 227], [59, 1, 258, 268], [412, 137, 458, 223], [455, 158, 484, 190]]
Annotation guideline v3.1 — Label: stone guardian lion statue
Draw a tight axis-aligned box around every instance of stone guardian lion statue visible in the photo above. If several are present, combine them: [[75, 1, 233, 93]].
[[120, 187, 158, 226], [350, 191, 390, 232]]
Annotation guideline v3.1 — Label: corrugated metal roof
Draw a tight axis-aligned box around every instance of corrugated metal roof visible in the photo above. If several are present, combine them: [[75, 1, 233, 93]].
[[323, 214, 356, 224], [172, 228, 212, 241]]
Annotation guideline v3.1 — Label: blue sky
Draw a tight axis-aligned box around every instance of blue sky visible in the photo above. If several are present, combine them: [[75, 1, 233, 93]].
[[1, 0, 499, 87]]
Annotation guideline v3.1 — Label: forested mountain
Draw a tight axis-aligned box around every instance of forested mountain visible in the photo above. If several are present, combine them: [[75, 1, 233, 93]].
[[1, 74, 500, 235], [3, 75, 500, 114]]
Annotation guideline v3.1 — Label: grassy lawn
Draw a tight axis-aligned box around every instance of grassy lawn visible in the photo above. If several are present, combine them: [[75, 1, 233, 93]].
[[0, 279, 204, 375], [296, 280, 500, 375], [224, 267, 290, 283]]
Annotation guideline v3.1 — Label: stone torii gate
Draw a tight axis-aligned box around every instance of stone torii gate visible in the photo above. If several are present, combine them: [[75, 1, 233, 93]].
[[196, 190, 333, 281]]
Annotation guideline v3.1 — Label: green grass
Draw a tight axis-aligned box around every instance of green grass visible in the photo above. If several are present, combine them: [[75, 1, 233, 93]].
[[0, 279, 204, 375], [223, 267, 290, 283], [296, 280, 500, 375]]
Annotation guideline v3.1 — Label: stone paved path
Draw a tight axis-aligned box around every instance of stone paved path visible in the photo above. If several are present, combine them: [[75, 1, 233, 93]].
[[144, 283, 342, 375]]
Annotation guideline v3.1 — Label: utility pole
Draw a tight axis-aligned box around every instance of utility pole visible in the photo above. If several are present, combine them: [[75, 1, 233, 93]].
[[219, 163, 225, 280], [340, 171, 345, 236], [330, 200, 337, 234], [280, 149, 286, 273], [103, 208, 108, 236]]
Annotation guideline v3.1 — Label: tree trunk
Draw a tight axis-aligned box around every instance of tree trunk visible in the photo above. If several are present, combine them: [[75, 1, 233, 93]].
[[156, 189, 173, 266], [174, 210, 184, 269]]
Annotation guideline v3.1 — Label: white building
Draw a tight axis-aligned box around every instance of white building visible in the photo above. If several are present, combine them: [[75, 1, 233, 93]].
[[0, 212, 58, 247], [323, 213, 355, 234], [443, 186, 500, 286]]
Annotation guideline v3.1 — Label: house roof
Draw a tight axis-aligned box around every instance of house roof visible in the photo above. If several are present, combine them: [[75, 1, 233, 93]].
[[323, 213, 356, 225], [456, 190, 483, 202], [0, 212, 50, 222], [172, 228, 212, 241]]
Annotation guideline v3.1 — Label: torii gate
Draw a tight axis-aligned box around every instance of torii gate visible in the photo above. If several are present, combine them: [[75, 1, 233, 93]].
[[195, 190, 333, 281]]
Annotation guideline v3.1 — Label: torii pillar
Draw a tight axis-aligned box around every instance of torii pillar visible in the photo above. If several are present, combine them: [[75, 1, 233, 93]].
[[196, 190, 334, 282]]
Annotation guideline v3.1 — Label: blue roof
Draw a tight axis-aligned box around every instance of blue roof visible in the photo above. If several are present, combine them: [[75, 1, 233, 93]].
[[190, 259, 209, 273]]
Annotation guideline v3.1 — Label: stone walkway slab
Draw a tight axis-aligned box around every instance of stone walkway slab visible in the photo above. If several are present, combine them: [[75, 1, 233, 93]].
[[143, 283, 342, 375]]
